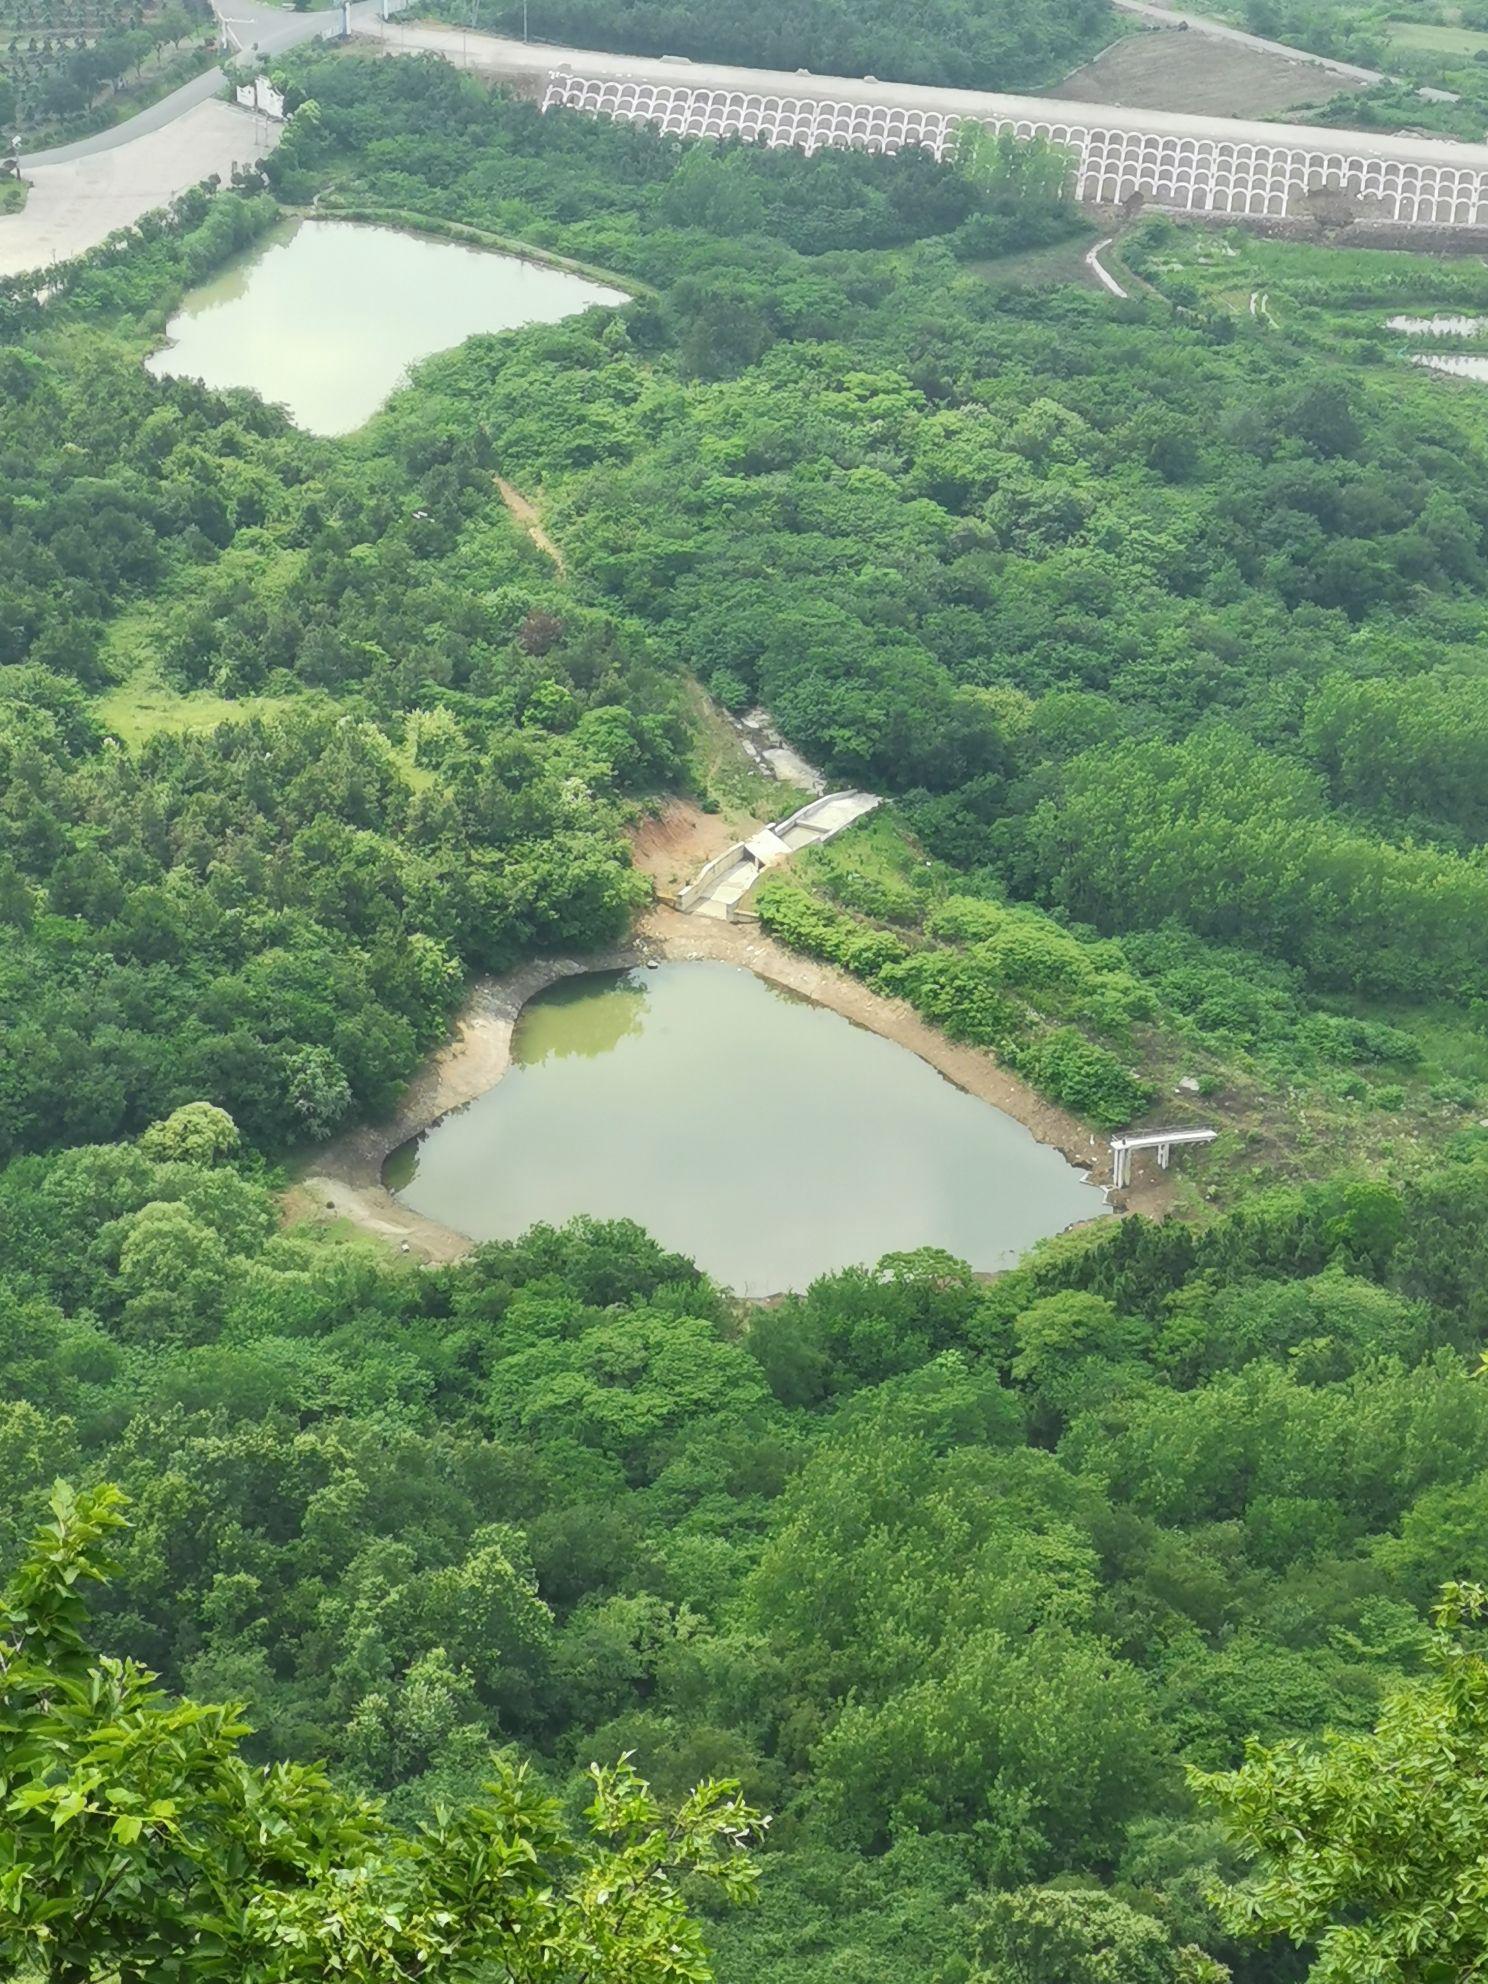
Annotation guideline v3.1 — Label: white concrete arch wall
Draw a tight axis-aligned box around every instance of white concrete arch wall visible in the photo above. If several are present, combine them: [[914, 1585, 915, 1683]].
[[541, 76, 1488, 224]]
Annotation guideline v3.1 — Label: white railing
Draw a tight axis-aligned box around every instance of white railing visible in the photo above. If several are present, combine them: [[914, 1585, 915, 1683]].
[[1109, 1126, 1217, 1189]]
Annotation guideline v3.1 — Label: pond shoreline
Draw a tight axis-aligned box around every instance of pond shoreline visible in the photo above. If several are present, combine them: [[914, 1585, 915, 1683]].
[[291, 906, 1173, 1270], [289, 201, 652, 299], [146, 214, 628, 436]]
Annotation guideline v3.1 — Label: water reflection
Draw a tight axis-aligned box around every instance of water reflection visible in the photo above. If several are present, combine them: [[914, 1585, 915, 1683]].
[[388, 962, 1105, 1294], [146, 218, 627, 435], [515, 973, 648, 1064]]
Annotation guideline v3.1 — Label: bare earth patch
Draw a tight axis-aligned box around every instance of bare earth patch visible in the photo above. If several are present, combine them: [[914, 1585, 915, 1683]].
[[630, 799, 754, 899], [1051, 27, 1361, 116], [293, 904, 1170, 1270], [494, 476, 565, 572]]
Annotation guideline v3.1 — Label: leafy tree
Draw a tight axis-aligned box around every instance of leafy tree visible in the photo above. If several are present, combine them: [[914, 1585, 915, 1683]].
[[967, 1885, 1228, 1984], [0, 1480, 763, 1983], [138, 1104, 239, 1168], [1195, 1581, 1488, 1983]]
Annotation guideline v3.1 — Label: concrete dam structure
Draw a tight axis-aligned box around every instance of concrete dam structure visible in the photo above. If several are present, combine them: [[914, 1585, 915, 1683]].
[[542, 66, 1488, 230], [678, 791, 881, 920]]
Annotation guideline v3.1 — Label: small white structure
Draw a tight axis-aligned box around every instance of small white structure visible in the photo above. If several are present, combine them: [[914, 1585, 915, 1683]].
[[235, 76, 286, 120], [1109, 1126, 1217, 1189], [677, 790, 880, 919]]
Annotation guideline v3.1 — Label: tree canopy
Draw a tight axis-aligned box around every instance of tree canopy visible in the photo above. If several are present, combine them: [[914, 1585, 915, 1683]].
[[0, 1480, 762, 1983]]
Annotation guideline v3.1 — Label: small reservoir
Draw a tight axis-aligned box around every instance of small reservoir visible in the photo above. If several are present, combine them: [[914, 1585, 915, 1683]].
[[145, 217, 626, 434], [386, 961, 1105, 1295]]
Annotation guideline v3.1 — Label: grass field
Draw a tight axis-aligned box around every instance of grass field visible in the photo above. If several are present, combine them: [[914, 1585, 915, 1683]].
[[96, 662, 299, 750], [1383, 15, 1488, 56], [1050, 22, 1361, 115], [969, 227, 1102, 290]]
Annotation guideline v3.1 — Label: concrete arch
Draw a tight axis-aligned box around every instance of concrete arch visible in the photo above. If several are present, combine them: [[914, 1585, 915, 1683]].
[[540, 70, 1488, 228]]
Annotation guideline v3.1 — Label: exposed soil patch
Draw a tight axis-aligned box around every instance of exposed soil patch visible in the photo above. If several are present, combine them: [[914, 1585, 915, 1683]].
[[630, 799, 752, 900], [293, 904, 1173, 1267], [495, 475, 565, 572], [1052, 27, 1361, 115]]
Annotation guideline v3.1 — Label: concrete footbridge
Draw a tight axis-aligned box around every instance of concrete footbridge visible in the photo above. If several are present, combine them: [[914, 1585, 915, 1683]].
[[678, 790, 880, 921], [1110, 1126, 1218, 1188]]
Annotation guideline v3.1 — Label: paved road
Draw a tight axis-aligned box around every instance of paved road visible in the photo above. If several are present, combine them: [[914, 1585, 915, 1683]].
[[26, 65, 238, 165], [21, 0, 381, 166], [0, 97, 280, 277], [13, 0, 1472, 175], [1085, 236, 1129, 297], [361, 19, 1488, 166], [11, 0, 1488, 272]]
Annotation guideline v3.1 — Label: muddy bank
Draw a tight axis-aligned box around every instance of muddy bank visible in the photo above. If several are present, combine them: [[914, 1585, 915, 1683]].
[[296, 942, 640, 1262], [295, 905, 1171, 1264]]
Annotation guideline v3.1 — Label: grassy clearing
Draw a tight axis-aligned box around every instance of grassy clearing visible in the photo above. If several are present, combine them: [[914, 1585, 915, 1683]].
[[970, 227, 1100, 291], [97, 656, 441, 803], [1383, 17, 1488, 56], [96, 661, 298, 750], [93, 606, 281, 748]]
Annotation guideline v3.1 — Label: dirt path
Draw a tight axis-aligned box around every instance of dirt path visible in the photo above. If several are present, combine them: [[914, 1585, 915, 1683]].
[[495, 476, 565, 574], [1086, 236, 1129, 298], [293, 905, 1173, 1268]]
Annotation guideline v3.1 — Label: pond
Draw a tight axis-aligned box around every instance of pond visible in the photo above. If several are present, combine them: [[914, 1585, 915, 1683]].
[[145, 218, 627, 435], [1410, 352, 1488, 383], [1387, 314, 1488, 335], [385, 962, 1106, 1295]]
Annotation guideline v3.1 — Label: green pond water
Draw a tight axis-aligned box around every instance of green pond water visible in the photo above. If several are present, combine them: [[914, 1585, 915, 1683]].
[[385, 962, 1106, 1294], [145, 218, 626, 435]]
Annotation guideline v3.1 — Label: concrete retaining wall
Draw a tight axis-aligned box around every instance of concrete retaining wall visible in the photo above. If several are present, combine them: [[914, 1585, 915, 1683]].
[[676, 791, 880, 915]]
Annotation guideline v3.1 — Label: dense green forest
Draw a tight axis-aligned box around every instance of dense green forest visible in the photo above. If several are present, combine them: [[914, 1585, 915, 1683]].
[[268, 56, 1488, 1174], [9, 38, 1488, 1981], [7, 1112, 1488, 1979], [423, 0, 1119, 92]]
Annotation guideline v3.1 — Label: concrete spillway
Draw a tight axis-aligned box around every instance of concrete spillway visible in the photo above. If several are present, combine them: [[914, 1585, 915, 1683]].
[[679, 791, 880, 920]]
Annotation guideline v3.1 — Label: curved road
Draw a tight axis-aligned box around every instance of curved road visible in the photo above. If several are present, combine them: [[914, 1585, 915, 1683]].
[[21, 0, 391, 166]]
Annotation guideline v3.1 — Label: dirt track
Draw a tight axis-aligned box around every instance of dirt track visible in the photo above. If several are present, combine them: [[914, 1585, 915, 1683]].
[[1053, 26, 1362, 116]]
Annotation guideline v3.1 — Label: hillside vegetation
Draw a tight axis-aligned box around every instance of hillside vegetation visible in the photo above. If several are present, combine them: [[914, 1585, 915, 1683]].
[[7, 43, 1488, 1982], [420, 0, 1121, 91]]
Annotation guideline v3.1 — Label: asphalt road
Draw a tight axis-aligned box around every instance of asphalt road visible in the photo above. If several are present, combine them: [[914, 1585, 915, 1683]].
[[13, 0, 1485, 191], [20, 0, 366, 167], [361, 18, 1488, 167], [9, 0, 1405, 175]]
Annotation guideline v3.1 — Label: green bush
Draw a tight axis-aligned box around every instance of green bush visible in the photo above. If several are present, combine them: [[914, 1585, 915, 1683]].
[[877, 950, 1022, 1049], [1009, 1029, 1151, 1131], [760, 880, 1146, 1127]]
